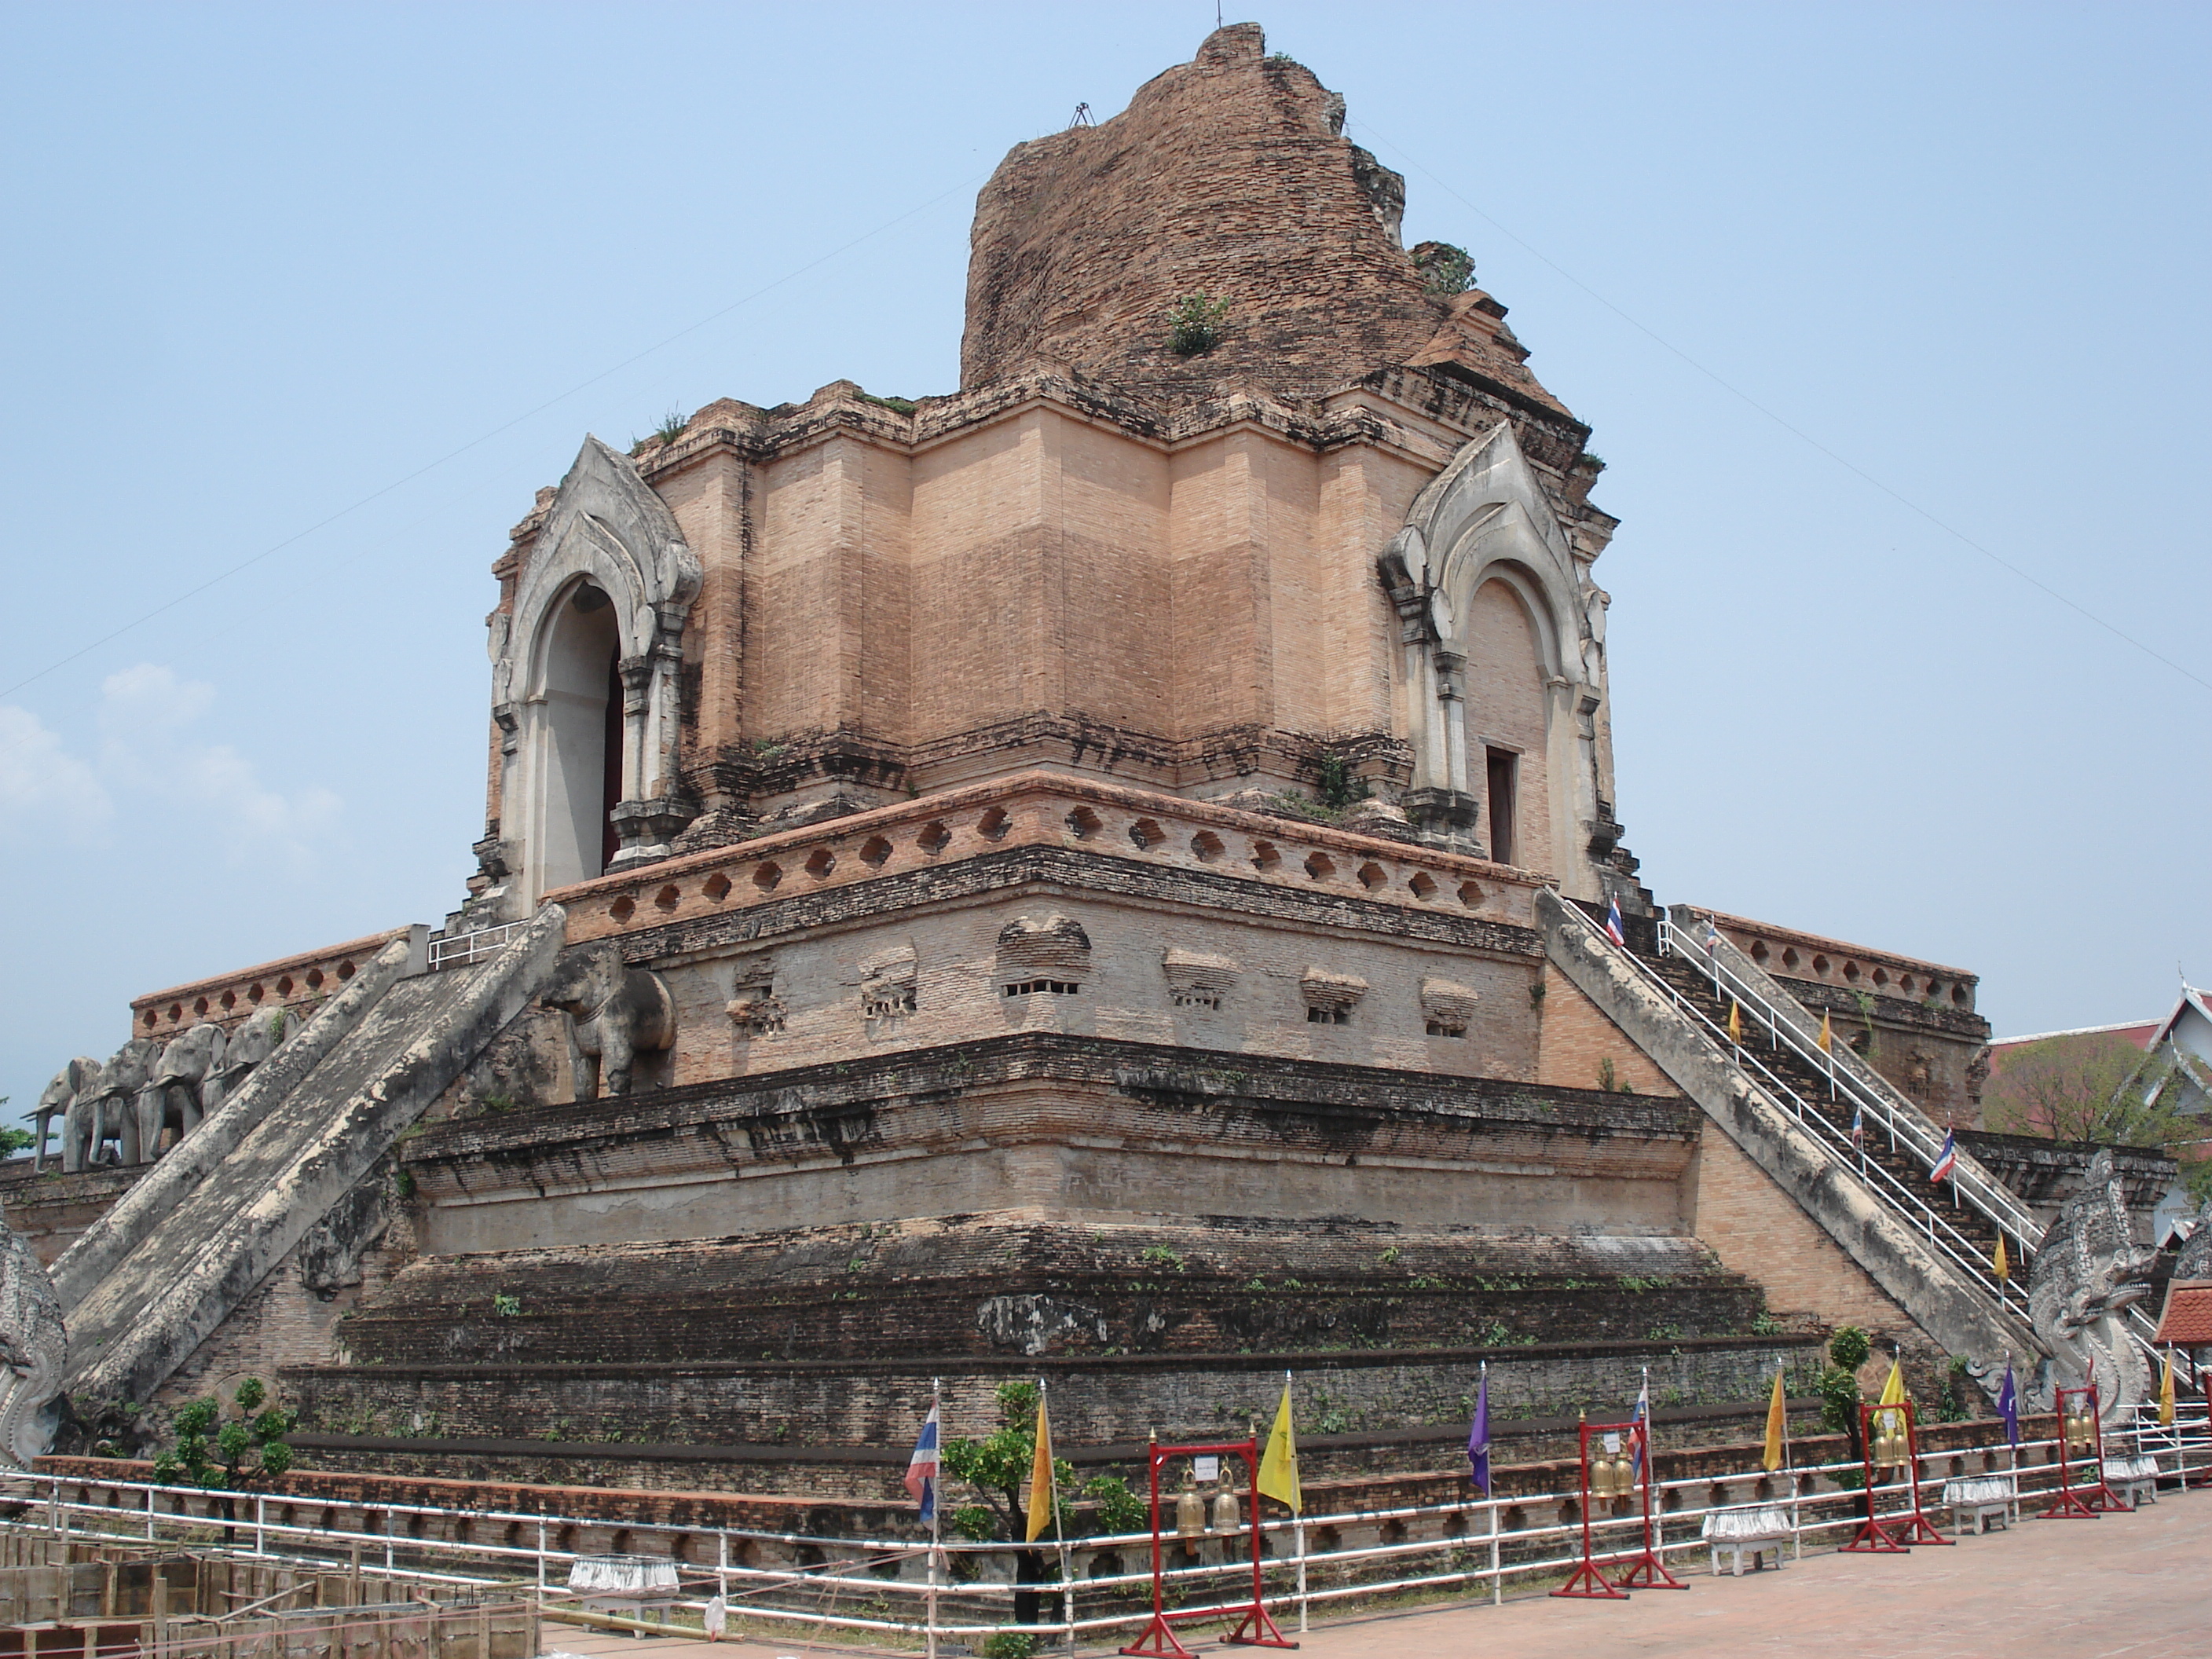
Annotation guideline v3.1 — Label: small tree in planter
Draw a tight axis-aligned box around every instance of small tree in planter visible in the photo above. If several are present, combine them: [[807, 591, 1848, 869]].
[[152, 1378, 297, 1492], [942, 1382, 1077, 1625]]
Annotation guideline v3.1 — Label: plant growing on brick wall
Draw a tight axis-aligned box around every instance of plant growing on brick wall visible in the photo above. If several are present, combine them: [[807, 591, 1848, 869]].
[[151, 1378, 295, 1489], [1411, 241, 1475, 297], [1166, 293, 1230, 357], [940, 1381, 1075, 1542], [1315, 751, 1371, 810]]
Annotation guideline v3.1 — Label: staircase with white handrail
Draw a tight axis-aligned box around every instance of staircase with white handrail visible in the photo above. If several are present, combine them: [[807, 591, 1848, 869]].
[[1639, 904, 2193, 1386], [1539, 888, 2040, 1375]]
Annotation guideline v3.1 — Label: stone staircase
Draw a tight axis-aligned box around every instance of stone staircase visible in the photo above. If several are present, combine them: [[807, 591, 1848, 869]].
[[54, 909, 566, 1408], [1537, 888, 2039, 1372], [1636, 947, 2009, 1266]]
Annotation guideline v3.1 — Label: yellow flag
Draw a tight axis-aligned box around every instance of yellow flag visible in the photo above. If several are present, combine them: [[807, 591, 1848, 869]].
[[1257, 1378, 1301, 1514], [2161, 1351, 2177, 1426], [1024, 1390, 1056, 1542], [1817, 1012, 1833, 1054], [1762, 1367, 1787, 1473], [1727, 1001, 1743, 1045], [1878, 1357, 1907, 1407], [1993, 1233, 2009, 1283]]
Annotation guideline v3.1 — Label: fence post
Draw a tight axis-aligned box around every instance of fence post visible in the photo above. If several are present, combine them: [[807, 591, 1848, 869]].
[[1294, 1516, 1307, 1634], [385, 1508, 394, 1574], [1489, 1497, 1501, 1606], [47, 1476, 60, 1540], [255, 1494, 266, 1558], [145, 1484, 156, 1543], [537, 1520, 546, 1599]]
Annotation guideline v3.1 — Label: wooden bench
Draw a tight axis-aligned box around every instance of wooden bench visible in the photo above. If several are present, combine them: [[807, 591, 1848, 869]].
[[1942, 1474, 2015, 1534], [1701, 1504, 1793, 1576]]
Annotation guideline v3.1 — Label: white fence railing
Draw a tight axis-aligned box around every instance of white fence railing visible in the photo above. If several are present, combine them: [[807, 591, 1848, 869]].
[[425, 923, 525, 972], [8, 1428, 2196, 1647]]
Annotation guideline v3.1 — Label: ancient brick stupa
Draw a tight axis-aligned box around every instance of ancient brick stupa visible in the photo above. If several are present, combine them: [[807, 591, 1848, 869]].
[[24, 25, 2105, 1508]]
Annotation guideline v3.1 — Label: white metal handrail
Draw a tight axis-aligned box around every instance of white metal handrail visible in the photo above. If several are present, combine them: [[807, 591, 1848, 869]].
[[1657, 917, 2042, 1250], [426, 922, 524, 972], [1559, 904, 2031, 1323], [1650, 916, 2207, 1384]]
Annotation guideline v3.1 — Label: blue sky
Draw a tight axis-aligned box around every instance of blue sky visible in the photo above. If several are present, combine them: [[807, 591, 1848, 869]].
[[2, 2, 2205, 1113]]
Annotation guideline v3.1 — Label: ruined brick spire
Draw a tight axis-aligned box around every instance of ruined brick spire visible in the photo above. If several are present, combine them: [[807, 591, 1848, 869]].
[[961, 22, 1577, 419]]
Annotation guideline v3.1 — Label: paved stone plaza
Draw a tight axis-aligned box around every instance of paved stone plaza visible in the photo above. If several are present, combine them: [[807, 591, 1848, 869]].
[[543, 1489, 2210, 1659]]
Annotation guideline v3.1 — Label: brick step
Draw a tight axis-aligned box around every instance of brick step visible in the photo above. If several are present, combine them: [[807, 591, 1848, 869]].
[[1639, 953, 2001, 1254]]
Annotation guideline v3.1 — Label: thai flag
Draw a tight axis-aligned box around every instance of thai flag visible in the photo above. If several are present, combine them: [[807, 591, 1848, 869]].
[[1603, 895, 1627, 947], [1850, 1103, 1864, 1148], [905, 1401, 941, 1520], [1702, 917, 1721, 954], [1631, 1375, 1650, 1476], [1929, 1130, 1957, 1185]]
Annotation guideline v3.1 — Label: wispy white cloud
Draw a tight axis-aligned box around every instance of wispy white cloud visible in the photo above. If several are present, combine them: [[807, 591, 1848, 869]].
[[0, 665, 340, 867], [0, 705, 110, 828]]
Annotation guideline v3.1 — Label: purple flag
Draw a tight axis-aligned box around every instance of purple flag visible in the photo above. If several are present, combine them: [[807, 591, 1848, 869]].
[[1467, 1368, 1490, 1492], [1997, 1362, 2019, 1448]]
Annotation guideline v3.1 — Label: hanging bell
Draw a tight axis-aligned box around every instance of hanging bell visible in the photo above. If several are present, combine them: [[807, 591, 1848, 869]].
[[1175, 1478, 1206, 1540], [1211, 1483, 1240, 1534], [1589, 1451, 1613, 1499], [1615, 1450, 1637, 1497]]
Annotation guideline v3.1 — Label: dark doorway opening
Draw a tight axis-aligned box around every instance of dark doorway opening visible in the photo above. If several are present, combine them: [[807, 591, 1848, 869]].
[[1485, 748, 1518, 866]]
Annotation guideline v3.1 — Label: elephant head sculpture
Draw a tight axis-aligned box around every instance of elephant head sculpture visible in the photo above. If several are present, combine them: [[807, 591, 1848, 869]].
[[32, 1058, 97, 1174], [201, 1005, 299, 1115], [540, 943, 674, 1101], [134, 1022, 225, 1163], [71, 1038, 156, 1172]]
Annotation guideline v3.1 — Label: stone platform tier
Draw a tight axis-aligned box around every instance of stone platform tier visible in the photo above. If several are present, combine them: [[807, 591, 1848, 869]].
[[284, 1328, 1811, 1499], [327, 1208, 1765, 1374]]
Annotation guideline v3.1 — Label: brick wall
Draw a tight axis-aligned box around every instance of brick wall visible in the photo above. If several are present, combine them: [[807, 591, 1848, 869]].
[[1534, 963, 1679, 1097]]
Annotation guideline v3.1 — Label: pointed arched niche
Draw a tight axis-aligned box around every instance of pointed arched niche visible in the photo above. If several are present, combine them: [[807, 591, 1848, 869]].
[[1378, 422, 1611, 898], [485, 436, 702, 910]]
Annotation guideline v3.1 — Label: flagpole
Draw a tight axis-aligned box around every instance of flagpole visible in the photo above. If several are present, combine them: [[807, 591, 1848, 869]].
[[1287, 1368, 1307, 1635], [927, 1377, 941, 1659], [1043, 1379, 1074, 1659], [1782, 1359, 1800, 1562]]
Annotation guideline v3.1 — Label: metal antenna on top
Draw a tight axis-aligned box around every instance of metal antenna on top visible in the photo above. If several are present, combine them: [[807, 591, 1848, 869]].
[[1068, 102, 1093, 128]]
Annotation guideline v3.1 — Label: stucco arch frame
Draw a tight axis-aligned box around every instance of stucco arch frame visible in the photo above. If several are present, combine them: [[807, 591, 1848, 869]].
[[1378, 421, 1602, 888], [493, 435, 704, 907]]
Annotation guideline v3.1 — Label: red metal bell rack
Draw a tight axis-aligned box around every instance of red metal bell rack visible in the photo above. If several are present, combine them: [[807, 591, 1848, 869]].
[[2038, 1383, 2119, 1519], [1119, 1436, 1295, 1657], [1840, 1400, 1950, 1551], [1551, 1419, 1684, 1599]]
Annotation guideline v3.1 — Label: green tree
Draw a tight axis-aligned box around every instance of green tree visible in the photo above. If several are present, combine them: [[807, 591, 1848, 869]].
[[939, 1382, 1076, 1542], [1817, 1326, 1870, 1481], [1983, 1034, 2208, 1197], [150, 1378, 296, 1489]]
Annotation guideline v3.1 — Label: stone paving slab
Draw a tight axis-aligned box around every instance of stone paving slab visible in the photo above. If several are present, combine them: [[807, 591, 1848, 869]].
[[542, 1487, 2210, 1659]]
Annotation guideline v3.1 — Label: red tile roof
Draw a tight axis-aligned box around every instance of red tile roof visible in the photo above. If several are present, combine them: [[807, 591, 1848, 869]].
[[2155, 1282, 2212, 1346]]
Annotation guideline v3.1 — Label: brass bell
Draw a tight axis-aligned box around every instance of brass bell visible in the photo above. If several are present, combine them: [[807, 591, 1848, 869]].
[[1590, 1450, 1616, 1499], [1211, 1482, 1240, 1534], [1614, 1450, 1637, 1496], [1175, 1475, 1206, 1540]]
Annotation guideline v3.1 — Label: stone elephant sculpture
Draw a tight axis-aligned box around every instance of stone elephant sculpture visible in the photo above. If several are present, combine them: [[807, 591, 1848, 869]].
[[202, 1005, 299, 1115], [70, 1038, 156, 1172], [32, 1058, 97, 1174], [540, 943, 674, 1101], [133, 1022, 225, 1163]]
